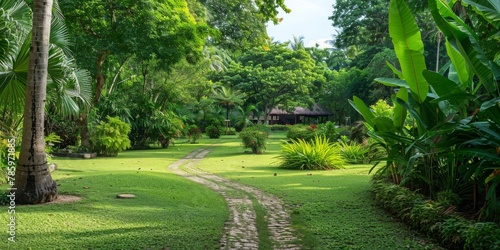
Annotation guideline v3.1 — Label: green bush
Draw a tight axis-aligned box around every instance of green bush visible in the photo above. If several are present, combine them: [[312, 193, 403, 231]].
[[337, 136, 369, 164], [92, 116, 131, 156], [464, 222, 500, 249], [187, 125, 202, 143], [336, 126, 352, 140], [269, 124, 290, 131], [221, 127, 236, 135], [371, 177, 500, 249], [45, 133, 62, 154], [205, 125, 221, 138], [278, 135, 344, 170], [154, 112, 184, 148], [286, 124, 316, 141], [316, 121, 338, 141], [239, 125, 269, 154]]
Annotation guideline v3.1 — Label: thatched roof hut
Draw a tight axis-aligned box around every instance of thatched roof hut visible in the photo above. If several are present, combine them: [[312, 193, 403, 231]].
[[265, 104, 332, 125]]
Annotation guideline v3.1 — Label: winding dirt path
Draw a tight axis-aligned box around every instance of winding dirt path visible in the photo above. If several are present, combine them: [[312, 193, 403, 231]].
[[167, 148, 300, 250]]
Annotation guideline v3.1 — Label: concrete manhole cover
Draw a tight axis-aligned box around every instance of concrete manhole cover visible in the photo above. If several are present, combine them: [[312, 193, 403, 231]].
[[116, 194, 136, 199]]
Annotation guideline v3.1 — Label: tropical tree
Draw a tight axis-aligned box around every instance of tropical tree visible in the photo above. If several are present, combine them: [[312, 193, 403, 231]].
[[290, 35, 305, 51], [202, 0, 269, 52], [59, 0, 210, 147], [213, 42, 324, 124], [14, 0, 57, 204], [233, 104, 257, 130], [211, 86, 245, 122], [329, 0, 391, 49]]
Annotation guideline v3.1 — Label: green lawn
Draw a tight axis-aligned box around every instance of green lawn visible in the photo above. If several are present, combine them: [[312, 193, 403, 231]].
[[1, 133, 443, 249], [197, 132, 443, 249], [1, 144, 227, 249]]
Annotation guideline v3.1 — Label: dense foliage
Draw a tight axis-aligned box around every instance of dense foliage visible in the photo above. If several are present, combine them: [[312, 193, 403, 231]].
[[205, 125, 221, 139], [211, 42, 324, 124], [351, 0, 500, 223], [187, 124, 202, 143], [91, 116, 131, 156], [372, 177, 500, 249]]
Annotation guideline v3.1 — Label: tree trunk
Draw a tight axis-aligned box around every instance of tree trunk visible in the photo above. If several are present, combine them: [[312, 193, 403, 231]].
[[78, 113, 91, 148], [263, 103, 270, 124], [14, 0, 57, 204], [94, 50, 110, 103], [79, 50, 109, 148]]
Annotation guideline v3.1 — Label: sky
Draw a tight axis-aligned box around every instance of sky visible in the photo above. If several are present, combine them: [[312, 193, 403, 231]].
[[266, 0, 336, 49]]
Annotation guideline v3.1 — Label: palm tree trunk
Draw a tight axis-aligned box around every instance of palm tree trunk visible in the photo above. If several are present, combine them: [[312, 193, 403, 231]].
[[14, 0, 57, 204]]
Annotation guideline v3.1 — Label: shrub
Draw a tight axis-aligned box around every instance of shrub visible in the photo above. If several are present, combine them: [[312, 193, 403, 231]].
[[155, 112, 184, 148], [45, 133, 62, 155], [239, 125, 269, 154], [316, 121, 338, 141], [205, 125, 221, 138], [269, 124, 290, 131], [221, 127, 236, 135], [337, 135, 369, 164], [187, 125, 202, 143], [464, 222, 500, 249], [371, 177, 500, 249], [92, 116, 131, 156], [278, 135, 345, 170], [336, 126, 352, 139], [286, 124, 316, 141]]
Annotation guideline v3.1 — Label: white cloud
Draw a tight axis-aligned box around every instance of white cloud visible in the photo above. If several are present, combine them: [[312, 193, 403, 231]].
[[266, 0, 335, 47], [306, 38, 332, 49]]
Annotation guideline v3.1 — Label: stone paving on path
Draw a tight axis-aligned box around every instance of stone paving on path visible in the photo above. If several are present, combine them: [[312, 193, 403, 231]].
[[167, 148, 300, 250]]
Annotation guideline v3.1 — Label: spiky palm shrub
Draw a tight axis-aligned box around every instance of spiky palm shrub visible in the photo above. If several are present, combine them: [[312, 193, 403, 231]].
[[337, 136, 369, 164], [278, 135, 345, 170]]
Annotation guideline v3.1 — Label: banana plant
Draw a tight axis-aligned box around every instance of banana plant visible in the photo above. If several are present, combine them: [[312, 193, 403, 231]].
[[350, 0, 500, 220]]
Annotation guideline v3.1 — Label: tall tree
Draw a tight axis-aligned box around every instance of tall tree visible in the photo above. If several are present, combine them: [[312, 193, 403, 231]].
[[290, 35, 305, 51], [60, 0, 209, 147], [14, 0, 57, 204], [329, 0, 390, 49], [202, 0, 268, 52], [213, 42, 324, 124], [211, 86, 244, 121]]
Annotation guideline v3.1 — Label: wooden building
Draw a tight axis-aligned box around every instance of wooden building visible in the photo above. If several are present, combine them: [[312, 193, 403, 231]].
[[266, 104, 332, 125]]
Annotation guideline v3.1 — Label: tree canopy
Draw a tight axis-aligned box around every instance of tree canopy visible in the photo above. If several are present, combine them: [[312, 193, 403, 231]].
[[211, 42, 324, 123]]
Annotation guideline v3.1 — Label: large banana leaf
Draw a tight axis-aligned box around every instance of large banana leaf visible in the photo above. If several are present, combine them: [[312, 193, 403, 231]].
[[445, 40, 473, 91], [348, 96, 375, 127], [375, 77, 409, 88], [429, 0, 497, 94], [389, 0, 428, 103], [462, 0, 500, 28], [392, 87, 408, 130], [422, 70, 475, 109], [386, 61, 404, 79]]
